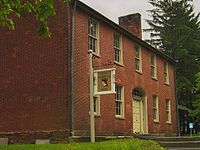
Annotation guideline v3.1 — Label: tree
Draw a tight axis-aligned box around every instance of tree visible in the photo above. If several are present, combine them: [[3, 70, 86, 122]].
[[190, 72, 200, 120], [146, 0, 200, 108], [0, 0, 70, 37]]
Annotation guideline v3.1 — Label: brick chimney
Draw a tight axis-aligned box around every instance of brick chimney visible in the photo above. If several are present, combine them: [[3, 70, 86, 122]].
[[118, 13, 142, 39]]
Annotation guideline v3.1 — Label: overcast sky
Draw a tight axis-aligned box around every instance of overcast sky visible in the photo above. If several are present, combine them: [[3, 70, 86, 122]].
[[80, 0, 200, 39]]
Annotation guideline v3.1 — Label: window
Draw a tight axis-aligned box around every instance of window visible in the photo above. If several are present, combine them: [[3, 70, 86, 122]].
[[151, 54, 157, 79], [153, 95, 159, 122], [93, 95, 100, 116], [166, 99, 171, 123], [164, 62, 169, 84], [115, 85, 124, 118], [135, 45, 142, 72], [114, 33, 123, 64], [88, 19, 99, 54], [132, 89, 142, 100]]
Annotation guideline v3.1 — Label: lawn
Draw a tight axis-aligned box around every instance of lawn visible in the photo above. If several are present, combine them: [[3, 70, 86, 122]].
[[0, 139, 165, 150]]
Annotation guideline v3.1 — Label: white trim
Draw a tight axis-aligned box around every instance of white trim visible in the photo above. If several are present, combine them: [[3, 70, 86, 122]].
[[114, 33, 123, 65], [115, 85, 124, 118], [88, 18, 100, 56], [153, 95, 159, 122], [135, 45, 142, 73], [164, 62, 169, 85], [94, 68, 116, 95], [166, 99, 171, 124], [93, 95, 100, 116], [151, 54, 157, 79]]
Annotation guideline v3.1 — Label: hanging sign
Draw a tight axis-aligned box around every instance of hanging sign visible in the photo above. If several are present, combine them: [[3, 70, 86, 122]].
[[94, 68, 115, 95]]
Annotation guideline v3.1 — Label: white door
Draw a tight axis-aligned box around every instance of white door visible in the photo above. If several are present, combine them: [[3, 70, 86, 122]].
[[133, 99, 142, 133]]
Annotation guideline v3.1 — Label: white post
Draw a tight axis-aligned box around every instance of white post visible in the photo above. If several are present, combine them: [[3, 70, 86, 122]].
[[88, 50, 95, 142]]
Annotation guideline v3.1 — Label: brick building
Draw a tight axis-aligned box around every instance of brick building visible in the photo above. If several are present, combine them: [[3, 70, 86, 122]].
[[0, 0, 177, 143]]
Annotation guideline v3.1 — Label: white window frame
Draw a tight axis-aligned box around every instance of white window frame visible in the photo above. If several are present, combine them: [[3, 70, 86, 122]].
[[93, 95, 100, 116], [166, 99, 171, 123], [135, 45, 142, 73], [164, 62, 169, 84], [88, 18, 99, 55], [151, 54, 157, 79], [114, 33, 123, 64], [153, 95, 159, 122], [115, 85, 124, 118]]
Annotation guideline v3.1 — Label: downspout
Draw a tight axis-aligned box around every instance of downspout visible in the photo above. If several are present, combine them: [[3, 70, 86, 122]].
[[70, 0, 77, 136]]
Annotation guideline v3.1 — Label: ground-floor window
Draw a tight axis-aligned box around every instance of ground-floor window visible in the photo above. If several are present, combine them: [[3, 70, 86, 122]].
[[93, 95, 100, 116], [153, 95, 159, 122], [166, 99, 171, 123], [115, 85, 124, 118]]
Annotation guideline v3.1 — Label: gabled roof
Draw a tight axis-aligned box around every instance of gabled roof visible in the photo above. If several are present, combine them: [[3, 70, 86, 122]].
[[75, 0, 176, 64]]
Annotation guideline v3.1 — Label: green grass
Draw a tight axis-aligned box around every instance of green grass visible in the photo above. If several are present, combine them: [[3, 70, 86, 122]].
[[0, 139, 166, 150]]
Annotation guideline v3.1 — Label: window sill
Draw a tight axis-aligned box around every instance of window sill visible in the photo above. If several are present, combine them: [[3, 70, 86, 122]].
[[154, 120, 160, 124], [164, 82, 170, 86], [151, 77, 158, 81], [94, 114, 101, 118], [115, 116, 125, 120], [92, 52, 100, 58], [166, 121, 172, 125], [136, 70, 143, 75], [114, 61, 124, 67]]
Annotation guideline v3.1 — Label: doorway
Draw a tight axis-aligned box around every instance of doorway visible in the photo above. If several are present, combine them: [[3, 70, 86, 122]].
[[132, 88, 148, 134]]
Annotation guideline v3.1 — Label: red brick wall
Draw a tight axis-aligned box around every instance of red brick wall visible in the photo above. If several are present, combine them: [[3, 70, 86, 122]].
[[74, 8, 177, 135], [0, 2, 70, 132]]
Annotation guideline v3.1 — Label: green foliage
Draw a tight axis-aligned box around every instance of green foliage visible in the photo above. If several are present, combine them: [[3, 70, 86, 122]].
[[0, 139, 165, 150], [146, 0, 200, 59], [0, 0, 70, 37], [190, 72, 200, 119], [146, 0, 200, 110]]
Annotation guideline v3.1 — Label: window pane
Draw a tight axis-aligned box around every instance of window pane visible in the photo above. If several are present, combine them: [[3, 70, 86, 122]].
[[166, 111, 169, 122], [115, 48, 120, 62], [115, 86, 123, 116], [153, 109, 157, 120], [151, 55, 155, 65], [135, 59, 140, 71], [151, 66, 155, 77], [94, 97, 97, 113], [135, 48, 139, 58], [88, 19, 98, 53]]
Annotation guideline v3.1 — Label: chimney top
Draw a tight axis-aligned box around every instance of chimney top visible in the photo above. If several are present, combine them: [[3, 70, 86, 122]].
[[118, 13, 142, 39]]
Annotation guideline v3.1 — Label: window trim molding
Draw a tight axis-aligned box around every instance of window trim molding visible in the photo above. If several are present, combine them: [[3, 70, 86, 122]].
[[151, 54, 157, 80], [135, 45, 142, 73], [115, 85, 125, 119], [114, 33, 123, 65], [164, 62, 169, 85], [153, 95, 159, 123], [166, 99, 171, 124], [88, 18, 100, 56], [93, 95, 100, 116]]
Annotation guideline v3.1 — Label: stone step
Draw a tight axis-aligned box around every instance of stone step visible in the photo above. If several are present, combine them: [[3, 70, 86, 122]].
[[159, 141, 200, 148], [139, 135, 200, 142]]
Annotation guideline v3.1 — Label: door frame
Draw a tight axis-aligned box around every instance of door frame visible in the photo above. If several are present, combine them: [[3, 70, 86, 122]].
[[132, 89, 148, 134]]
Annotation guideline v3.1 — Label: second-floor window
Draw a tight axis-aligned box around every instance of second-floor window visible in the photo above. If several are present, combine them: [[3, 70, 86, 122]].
[[135, 45, 142, 72], [114, 33, 123, 64], [151, 54, 157, 79], [164, 62, 169, 84], [88, 19, 99, 54]]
